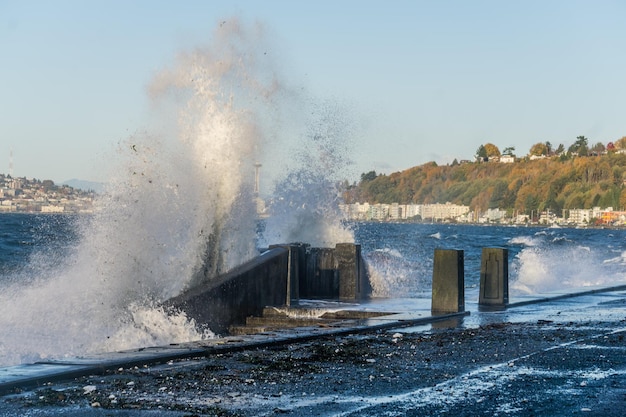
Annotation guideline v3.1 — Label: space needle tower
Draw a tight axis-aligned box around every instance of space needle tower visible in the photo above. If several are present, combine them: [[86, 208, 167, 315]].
[[254, 163, 266, 216]]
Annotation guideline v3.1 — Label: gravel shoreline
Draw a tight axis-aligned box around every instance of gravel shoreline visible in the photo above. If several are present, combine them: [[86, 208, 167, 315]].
[[4, 315, 626, 416]]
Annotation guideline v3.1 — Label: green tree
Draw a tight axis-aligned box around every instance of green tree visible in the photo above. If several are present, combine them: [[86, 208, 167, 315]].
[[42, 179, 56, 191], [475, 145, 487, 160], [489, 180, 508, 209], [569, 136, 589, 156], [502, 146, 516, 156], [360, 171, 377, 182], [545, 141, 553, 155], [524, 194, 540, 215]]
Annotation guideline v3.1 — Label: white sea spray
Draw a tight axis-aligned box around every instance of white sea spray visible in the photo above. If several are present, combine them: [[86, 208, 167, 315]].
[[0, 18, 356, 366]]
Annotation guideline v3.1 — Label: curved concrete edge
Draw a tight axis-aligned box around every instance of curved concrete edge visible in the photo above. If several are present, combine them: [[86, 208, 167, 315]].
[[3, 284, 626, 397], [507, 283, 626, 308], [0, 310, 467, 396]]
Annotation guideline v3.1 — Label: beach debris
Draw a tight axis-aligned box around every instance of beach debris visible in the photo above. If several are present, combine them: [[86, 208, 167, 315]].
[[82, 385, 97, 395]]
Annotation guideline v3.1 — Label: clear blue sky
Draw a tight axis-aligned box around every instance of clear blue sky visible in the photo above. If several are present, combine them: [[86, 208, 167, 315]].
[[1, 0, 625, 184]]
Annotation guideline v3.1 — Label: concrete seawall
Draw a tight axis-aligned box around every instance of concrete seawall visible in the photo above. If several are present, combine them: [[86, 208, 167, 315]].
[[166, 244, 518, 335], [165, 246, 291, 335], [166, 242, 370, 335]]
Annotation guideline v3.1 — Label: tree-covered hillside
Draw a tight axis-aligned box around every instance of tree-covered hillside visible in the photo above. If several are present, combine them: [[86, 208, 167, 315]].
[[345, 153, 626, 215]]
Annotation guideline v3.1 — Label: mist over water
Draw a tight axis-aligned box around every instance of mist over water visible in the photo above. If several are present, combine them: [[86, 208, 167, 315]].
[[0, 18, 355, 366], [259, 100, 356, 248]]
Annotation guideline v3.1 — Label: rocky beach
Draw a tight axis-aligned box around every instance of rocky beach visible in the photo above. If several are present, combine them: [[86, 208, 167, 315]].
[[2, 291, 626, 416]]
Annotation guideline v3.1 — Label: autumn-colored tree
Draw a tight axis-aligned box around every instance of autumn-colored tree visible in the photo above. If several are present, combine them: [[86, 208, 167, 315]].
[[348, 152, 626, 213], [483, 143, 501, 157], [529, 142, 548, 156], [615, 136, 626, 149], [607, 142, 616, 153], [620, 189, 626, 211]]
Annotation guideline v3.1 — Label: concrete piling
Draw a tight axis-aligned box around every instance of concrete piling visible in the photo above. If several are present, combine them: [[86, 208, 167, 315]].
[[335, 243, 367, 300], [304, 247, 339, 298], [270, 243, 307, 305], [431, 249, 465, 314], [301, 243, 369, 300], [479, 247, 509, 310]]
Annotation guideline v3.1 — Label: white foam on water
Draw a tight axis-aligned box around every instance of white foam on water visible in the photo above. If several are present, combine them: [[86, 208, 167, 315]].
[[511, 242, 626, 295], [0, 18, 356, 366], [507, 235, 539, 247], [364, 249, 422, 298]]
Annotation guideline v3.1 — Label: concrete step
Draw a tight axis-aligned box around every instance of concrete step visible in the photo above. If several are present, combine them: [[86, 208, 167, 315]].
[[230, 306, 398, 336], [320, 310, 395, 319], [245, 316, 328, 328], [228, 325, 271, 336]]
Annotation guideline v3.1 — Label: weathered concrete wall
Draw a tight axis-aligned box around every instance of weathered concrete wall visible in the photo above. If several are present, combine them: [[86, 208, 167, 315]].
[[336, 243, 370, 300], [303, 247, 339, 298], [165, 242, 369, 334], [165, 247, 290, 335], [269, 243, 308, 305], [431, 249, 465, 314], [301, 243, 369, 300]]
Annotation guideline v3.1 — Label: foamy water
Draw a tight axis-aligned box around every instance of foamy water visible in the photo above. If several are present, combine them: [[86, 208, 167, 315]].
[[355, 223, 626, 299], [0, 18, 355, 366]]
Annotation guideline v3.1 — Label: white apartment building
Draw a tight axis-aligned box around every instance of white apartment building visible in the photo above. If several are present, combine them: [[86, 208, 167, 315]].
[[481, 208, 507, 223], [341, 202, 470, 222], [567, 209, 591, 224], [418, 202, 470, 221]]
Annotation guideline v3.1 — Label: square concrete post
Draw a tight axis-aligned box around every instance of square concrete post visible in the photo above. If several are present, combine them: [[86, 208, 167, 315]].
[[335, 243, 363, 300], [269, 243, 306, 305], [479, 247, 509, 310], [305, 247, 339, 298], [431, 249, 465, 314]]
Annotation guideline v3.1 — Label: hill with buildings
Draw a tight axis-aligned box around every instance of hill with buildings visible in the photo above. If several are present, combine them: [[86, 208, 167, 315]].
[[343, 152, 626, 224], [0, 174, 95, 213]]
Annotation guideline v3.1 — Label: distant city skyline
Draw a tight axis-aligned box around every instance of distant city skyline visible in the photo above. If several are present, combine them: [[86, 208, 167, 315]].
[[1, 1, 625, 187]]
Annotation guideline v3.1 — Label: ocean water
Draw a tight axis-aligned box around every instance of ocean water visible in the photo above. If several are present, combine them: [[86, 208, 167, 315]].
[[2, 214, 626, 368], [355, 222, 626, 298], [6, 216, 626, 296]]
